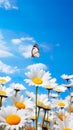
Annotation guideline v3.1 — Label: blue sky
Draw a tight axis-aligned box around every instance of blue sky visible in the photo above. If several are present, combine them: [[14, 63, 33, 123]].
[[0, 0, 73, 94]]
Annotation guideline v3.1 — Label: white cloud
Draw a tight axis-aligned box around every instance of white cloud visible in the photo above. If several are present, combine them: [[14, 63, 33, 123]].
[[20, 37, 36, 43], [11, 36, 37, 58], [0, 31, 4, 39], [0, 50, 13, 57], [11, 37, 36, 44], [19, 44, 33, 58], [0, 0, 18, 10], [0, 32, 13, 57], [0, 61, 19, 74], [26, 63, 47, 70], [11, 38, 22, 44]]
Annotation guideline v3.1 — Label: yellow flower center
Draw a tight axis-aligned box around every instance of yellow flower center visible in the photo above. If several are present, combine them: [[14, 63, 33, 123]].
[[0, 90, 6, 95], [38, 101, 44, 106], [6, 114, 21, 125], [27, 127, 34, 130], [45, 117, 51, 122], [63, 128, 71, 130], [58, 115, 67, 121], [32, 77, 43, 85], [44, 105, 52, 110], [58, 101, 65, 107], [47, 86, 53, 89], [31, 115, 36, 120], [56, 88, 61, 92], [69, 106, 73, 113], [15, 102, 26, 109], [0, 79, 6, 83]]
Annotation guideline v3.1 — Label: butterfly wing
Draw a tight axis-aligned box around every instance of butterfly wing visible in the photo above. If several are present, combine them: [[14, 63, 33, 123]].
[[31, 44, 40, 57]]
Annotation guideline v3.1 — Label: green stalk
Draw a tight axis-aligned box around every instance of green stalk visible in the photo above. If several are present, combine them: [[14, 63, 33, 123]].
[[42, 109, 46, 128], [35, 86, 38, 130], [37, 107, 40, 121], [0, 97, 2, 107]]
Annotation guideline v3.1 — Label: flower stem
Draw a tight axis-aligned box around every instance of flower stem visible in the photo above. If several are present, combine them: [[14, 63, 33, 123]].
[[0, 97, 2, 107], [42, 109, 46, 128], [36, 86, 38, 130]]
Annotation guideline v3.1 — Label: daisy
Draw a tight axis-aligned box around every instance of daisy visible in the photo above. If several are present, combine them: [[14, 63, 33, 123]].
[[42, 101, 53, 110], [25, 91, 35, 99], [30, 109, 36, 121], [33, 94, 49, 123], [54, 85, 67, 93], [61, 74, 73, 81], [36, 94, 49, 108], [44, 78, 58, 90], [56, 109, 68, 121], [49, 93, 58, 98], [0, 86, 13, 97], [0, 76, 11, 85], [63, 83, 73, 95], [10, 94, 34, 110], [52, 99, 69, 109], [58, 100, 68, 109], [0, 106, 30, 130], [10, 83, 26, 91], [24, 69, 51, 87], [56, 114, 73, 130], [64, 83, 73, 89], [0, 86, 13, 107], [24, 66, 51, 130], [69, 105, 73, 113]]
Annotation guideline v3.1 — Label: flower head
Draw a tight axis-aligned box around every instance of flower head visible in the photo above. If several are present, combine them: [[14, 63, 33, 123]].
[[0, 106, 31, 130], [0, 86, 13, 97], [24, 69, 51, 87], [10, 94, 34, 110], [61, 74, 73, 81], [56, 114, 73, 130], [10, 83, 26, 91], [0, 76, 11, 85], [54, 85, 67, 93]]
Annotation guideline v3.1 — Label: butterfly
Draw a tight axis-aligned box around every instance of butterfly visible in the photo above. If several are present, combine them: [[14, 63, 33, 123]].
[[31, 44, 40, 57]]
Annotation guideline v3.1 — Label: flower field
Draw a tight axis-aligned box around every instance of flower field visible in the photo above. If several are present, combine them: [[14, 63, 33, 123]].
[[0, 64, 73, 130]]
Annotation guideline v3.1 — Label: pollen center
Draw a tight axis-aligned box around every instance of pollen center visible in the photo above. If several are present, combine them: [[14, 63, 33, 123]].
[[31, 115, 36, 120], [27, 127, 34, 130], [58, 115, 67, 121], [6, 114, 21, 125], [43, 105, 51, 110], [63, 128, 71, 130], [56, 88, 61, 92], [15, 102, 26, 109], [0, 90, 6, 95], [69, 106, 73, 113], [0, 79, 6, 83], [45, 117, 51, 122], [32, 77, 43, 85], [58, 102, 65, 107], [38, 101, 44, 106], [47, 86, 53, 89]]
